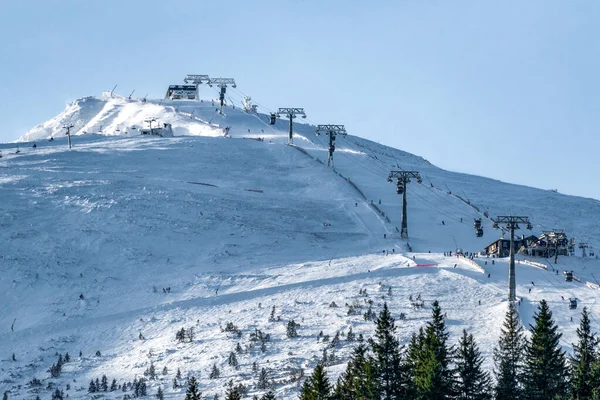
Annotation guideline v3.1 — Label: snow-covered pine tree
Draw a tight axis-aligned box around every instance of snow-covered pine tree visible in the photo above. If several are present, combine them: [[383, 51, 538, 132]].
[[156, 386, 164, 400], [455, 329, 492, 399], [225, 384, 242, 400], [368, 302, 408, 399], [571, 307, 597, 399], [493, 302, 526, 400], [228, 351, 239, 369], [260, 390, 276, 400], [101, 374, 108, 391], [185, 376, 202, 400], [522, 300, 568, 400], [210, 363, 221, 379], [257, 367, 270, 389], [88, 380, 96, 393], [286, 320, 299, 338]]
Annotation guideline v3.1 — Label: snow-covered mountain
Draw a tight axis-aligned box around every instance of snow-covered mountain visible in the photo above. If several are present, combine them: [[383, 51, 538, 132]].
[[2, 93, 600, 399]]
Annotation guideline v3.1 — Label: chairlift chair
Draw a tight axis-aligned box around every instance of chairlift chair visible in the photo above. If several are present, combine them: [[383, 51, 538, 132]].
[[269, 113, 277, 125], [526, 222, 533, 230], [474, 218, 482, 229], [565, 271, 574, 282], [569, 298, 578, 309], [476, 228, 483, 237], [493, 222, 499, 229]]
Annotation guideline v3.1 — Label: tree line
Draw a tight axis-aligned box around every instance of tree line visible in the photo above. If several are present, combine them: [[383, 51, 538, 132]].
[[298, 300, 600, 400]]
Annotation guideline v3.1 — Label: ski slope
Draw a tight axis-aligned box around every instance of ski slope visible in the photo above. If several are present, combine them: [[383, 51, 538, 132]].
[[2, 94, 600, 399]]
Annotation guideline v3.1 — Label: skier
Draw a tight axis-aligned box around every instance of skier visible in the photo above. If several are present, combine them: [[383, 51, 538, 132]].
[[32, 143, 37, 148], [529, 288, 531, 293], [487, 273, 491, 278], [478, 300, 481, 305], [384, 234, 387, 239], [442, 220, 445, 225]]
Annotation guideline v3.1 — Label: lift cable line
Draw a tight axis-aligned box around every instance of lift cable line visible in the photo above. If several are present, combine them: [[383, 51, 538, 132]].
[[315, 125, 347, 167], [388, 170, 422, 239], [275, 108, 306, 145], [208, 78, 236, 113], [492, 215, 533, 302], [63, 124, 75, 149]]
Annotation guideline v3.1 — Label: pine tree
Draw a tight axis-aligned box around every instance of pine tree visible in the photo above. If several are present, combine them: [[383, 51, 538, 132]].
[[368, 302, 408, 399], [101, 374, 108, 391], [156, 386, 164, 400], [260, 390, 276, 400], [210, 363, 221, 379], [225, 385, 242, 400], [287, 320, 299, 338], [412, 300, 455, 399], [402, 328, 422, 397], [89, 380, 96, 393], [2, 391, 7, 400], [185, 376, 202, 400], [257, 367, 270, 389], [229, 351, 239, 369], [571, 307, 597, 399], [334, 337, 377, 400], [111, 378, 117, 391], [494, 302, 526, 400], [455, 329, 492, 399], [523, 300, 568, 400], [300, 364, 332, 400]]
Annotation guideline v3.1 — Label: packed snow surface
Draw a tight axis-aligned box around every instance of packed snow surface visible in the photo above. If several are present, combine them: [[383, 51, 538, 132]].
[[2, 95, 600, 399]]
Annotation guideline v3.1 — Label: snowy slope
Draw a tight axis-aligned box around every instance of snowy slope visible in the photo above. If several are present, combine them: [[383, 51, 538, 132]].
[[2, 95, 600, 399]]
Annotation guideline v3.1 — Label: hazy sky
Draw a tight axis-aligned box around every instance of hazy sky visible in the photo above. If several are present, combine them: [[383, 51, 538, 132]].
[[1, 1, 599, 199]]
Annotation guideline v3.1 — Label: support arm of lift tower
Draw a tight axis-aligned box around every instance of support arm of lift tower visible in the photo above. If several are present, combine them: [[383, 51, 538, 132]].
[[315, 124, 347, 167], [277, 108, 306, 145]]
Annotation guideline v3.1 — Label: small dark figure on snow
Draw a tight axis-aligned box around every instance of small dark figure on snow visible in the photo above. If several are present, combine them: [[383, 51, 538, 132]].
[[79, 294, 85, 300], [384, 234, 387, 239], [478, 300, 481, 305], [442, 220, 445, 225], [487, 273, 490, 278], [529, 288, 532, 293], [139, 332, 145, 340]]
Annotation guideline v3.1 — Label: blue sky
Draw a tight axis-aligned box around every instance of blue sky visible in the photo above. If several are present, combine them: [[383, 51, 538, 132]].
[[1, 0, 599, 199]]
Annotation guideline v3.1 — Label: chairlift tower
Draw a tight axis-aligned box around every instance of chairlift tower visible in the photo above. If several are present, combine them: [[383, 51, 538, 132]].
[[315, 125, 347, 167], [277, 108, 306, 145], [387, 170, 422, 239], [184, 74, 210, 99], [63, 124, 74, 149], [492, 216, 532, 302], [208, 78, 236, 113], [579, 242, 588, 258]]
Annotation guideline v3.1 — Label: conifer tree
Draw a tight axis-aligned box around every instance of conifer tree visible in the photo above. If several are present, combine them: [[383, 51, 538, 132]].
[[260, 390, 276, 400], [229, 351, 239, 369], [88, 380, 96, 393], [405, 326, 425, 396], [523, 300, 568, 400], [210, 363, 221, 379], [334, 337, 377, 400], [571, 307, 597, 399], [494, 302, 526, 400], [300, 364, 332, 400], [101, 374, 108, 391], [368, 302, 408, 399], [413, 300, 455, 399], [156, 386, 164, 400], [185, 376, 202, 400], [455, 329, 491, 399], [225, 384, 242, 400], [258, 367, 270, 389]]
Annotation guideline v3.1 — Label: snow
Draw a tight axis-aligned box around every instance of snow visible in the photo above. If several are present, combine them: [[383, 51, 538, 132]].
[[2, 94, 600, 399]]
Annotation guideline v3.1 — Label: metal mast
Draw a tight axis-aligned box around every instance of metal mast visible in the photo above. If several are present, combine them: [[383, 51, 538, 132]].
[[492, 216, 532, 302], [208, 78, 236, 113], [277, 108, 306, 145], [315, 125, 347, 167], [63, 124, 74, 149], [387, 170, 422, 238]]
